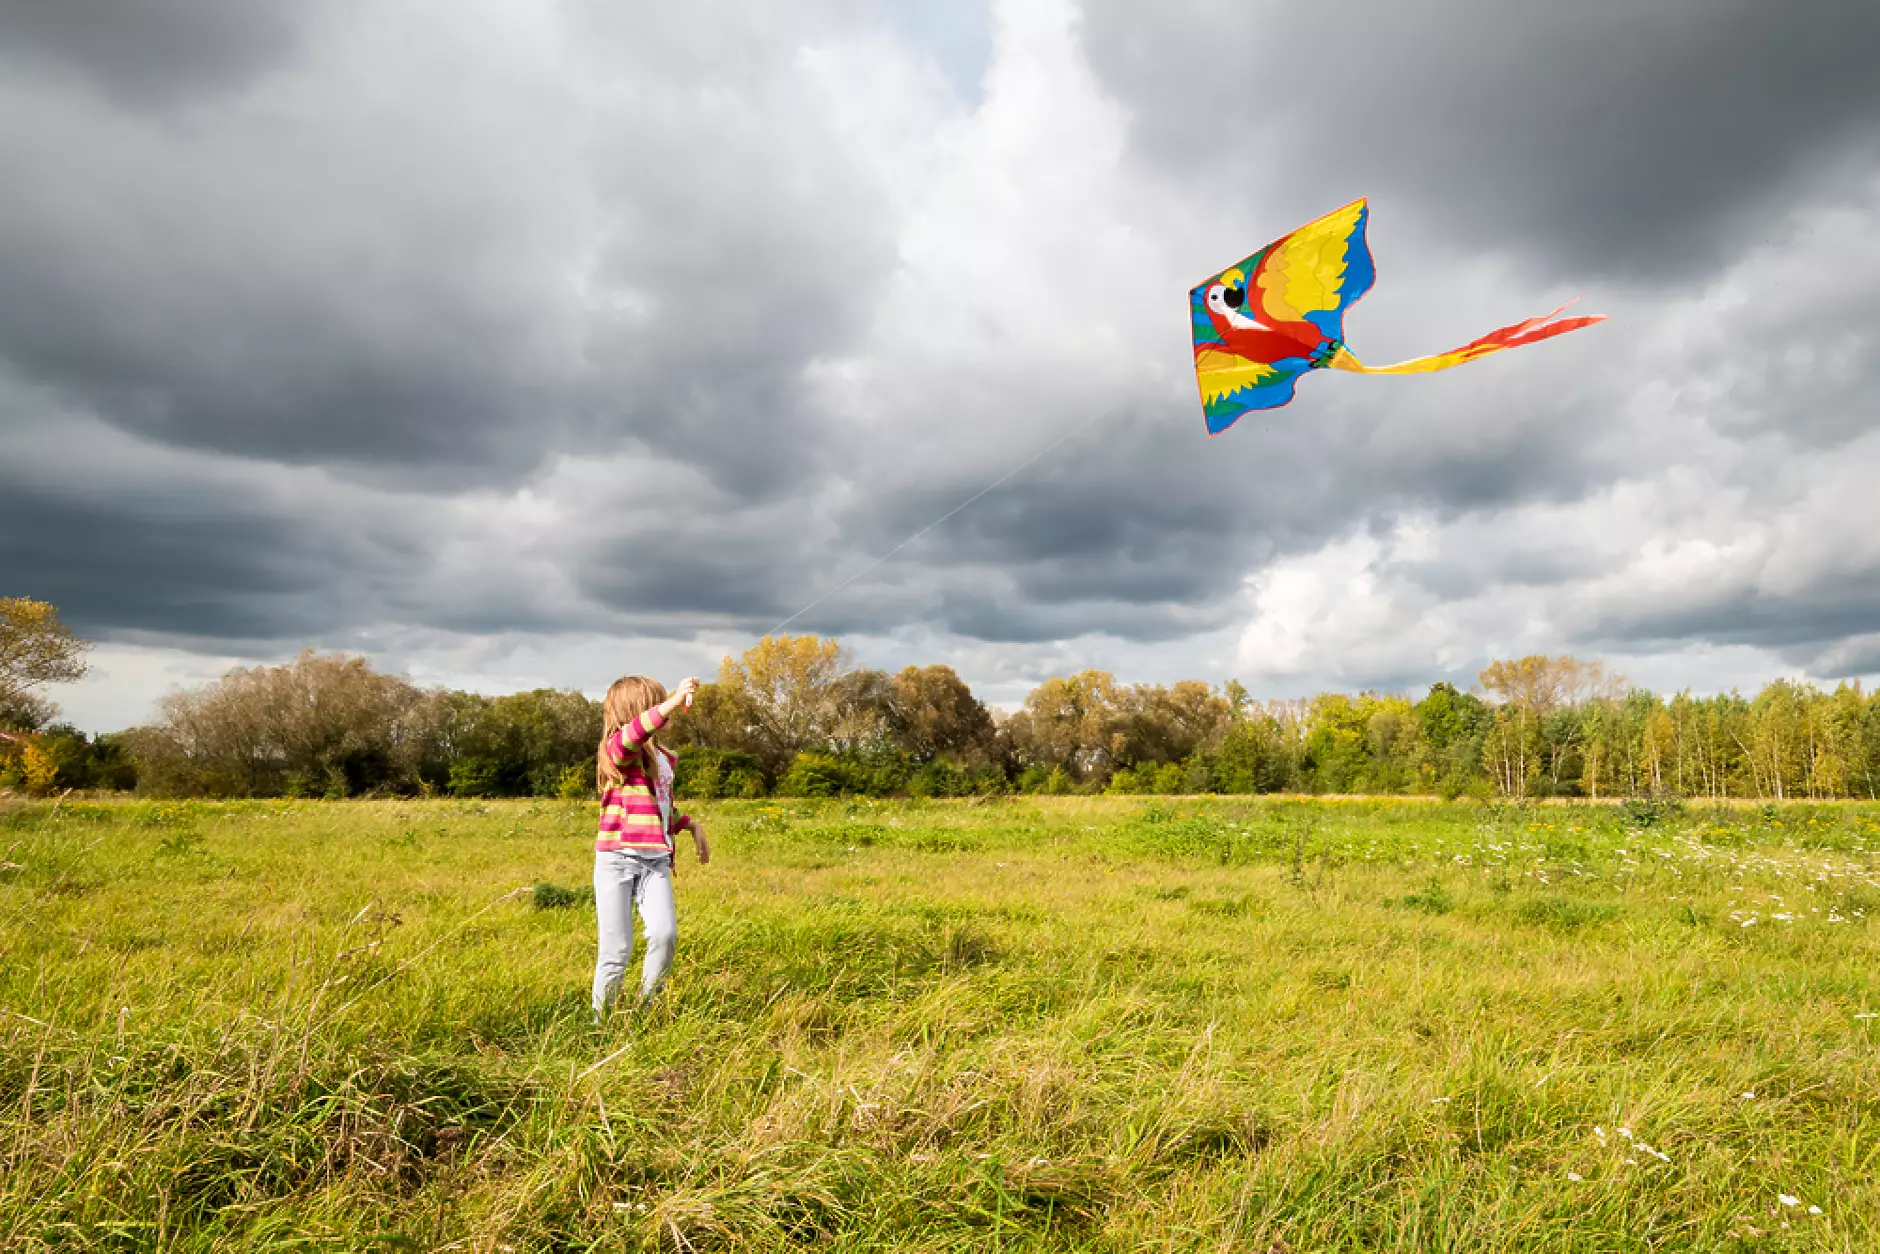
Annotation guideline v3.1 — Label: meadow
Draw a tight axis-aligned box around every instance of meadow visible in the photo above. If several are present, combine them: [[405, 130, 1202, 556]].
[[4, 795, 1880, 1252]]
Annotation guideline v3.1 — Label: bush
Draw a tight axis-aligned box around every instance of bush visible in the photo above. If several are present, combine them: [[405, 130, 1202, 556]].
[[676, 749, 769, 799], [448, 758, 504, 798], [1105, 766, 1147, 796], [555, 765, 592, 800], [1030, 765, 1078, 795], [21, 743, 57, 795], [1621, 796, 1686, 827], [908, 758, 970, 798], [779, 752, 868, 797]]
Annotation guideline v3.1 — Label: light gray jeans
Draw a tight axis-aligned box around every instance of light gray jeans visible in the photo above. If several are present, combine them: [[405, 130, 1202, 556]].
[[592, 850, 676, 1017]]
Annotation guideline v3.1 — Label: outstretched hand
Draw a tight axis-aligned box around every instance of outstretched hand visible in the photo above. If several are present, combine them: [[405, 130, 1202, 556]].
[[660, 676, 701, 717]]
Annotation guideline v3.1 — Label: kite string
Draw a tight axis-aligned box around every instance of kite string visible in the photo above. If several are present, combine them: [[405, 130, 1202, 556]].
[[761, 420, 1092, 639]]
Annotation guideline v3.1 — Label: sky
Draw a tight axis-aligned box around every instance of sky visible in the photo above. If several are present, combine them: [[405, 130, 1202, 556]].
[[3, 0, 1880, 732]]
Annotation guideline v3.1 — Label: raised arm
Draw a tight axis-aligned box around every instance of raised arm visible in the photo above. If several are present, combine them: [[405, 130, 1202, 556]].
[[614, 677, 701, 749]]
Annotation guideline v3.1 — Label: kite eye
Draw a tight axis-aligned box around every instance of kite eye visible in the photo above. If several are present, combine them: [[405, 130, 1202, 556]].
[[1222, 287, 1244, 309]]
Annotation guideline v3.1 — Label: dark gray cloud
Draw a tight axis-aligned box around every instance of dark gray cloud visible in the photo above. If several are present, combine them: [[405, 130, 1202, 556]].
[[0, 453, 361, 643], [1078, 0, 1880, 281], [2, 0, 1878, 728], [0, 0, 303, 105], [0, 0, 899, 499], [1589, 578, 1880, 676]]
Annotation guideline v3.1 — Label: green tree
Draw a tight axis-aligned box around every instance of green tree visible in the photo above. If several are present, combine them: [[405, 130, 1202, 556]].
[[1415, 683, 1489, 796]]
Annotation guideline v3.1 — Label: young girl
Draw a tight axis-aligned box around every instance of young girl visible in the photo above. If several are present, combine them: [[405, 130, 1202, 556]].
[[592, 674, 711, 1019]]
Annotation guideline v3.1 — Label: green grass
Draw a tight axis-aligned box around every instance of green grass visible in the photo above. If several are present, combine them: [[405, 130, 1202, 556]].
[[5, 794, 1880, 1251]]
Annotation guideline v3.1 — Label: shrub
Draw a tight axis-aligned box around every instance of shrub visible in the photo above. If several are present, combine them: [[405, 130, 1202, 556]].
[[779, 752, 867, 797], [448, 758, 504, 798], [1105, 766, 1147, 796], [1038, 766, 1077, 795], [676, 749, 770, 799], [555, 765, 591, 800], [21, 743, 57, 795], [908, 758, 969, 798], [1621, 796, 1685, 827]]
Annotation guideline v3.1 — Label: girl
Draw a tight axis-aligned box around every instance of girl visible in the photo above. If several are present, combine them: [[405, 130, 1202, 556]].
[[592, 674, 710, 1019]]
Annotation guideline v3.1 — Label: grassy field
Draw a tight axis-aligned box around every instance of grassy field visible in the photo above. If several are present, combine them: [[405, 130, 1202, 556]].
[[5, 795, 1880, 1252]]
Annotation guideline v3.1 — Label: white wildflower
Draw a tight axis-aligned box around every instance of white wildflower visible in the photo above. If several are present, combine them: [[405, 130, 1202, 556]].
[[1778, 1194, 1800, 1208]]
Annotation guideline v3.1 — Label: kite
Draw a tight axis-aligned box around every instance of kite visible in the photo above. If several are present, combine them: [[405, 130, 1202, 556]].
[[1190, 198, 1604, 434]]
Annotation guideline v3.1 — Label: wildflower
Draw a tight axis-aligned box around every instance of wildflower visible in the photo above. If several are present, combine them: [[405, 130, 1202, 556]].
[[1778, 1194, 1800, 1207], [1567, 1172, 1583, 1182]]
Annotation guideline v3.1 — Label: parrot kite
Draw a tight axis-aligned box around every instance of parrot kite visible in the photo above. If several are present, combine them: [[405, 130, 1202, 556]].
[[1191, 198, 1604, 435]]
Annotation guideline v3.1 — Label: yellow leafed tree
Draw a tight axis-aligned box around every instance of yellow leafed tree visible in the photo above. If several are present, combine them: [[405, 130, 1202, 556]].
[[0, 597, 91, 731]]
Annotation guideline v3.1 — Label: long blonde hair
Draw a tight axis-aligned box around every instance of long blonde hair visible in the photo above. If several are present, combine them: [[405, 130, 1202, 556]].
[[597, 674, 667, 789]]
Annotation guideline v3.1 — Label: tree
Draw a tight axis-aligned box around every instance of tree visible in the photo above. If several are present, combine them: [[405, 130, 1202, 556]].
[[132, 651, 434, 797], [440, 688, 602, 797], [1120, 681, 1232, 770], [828, 669, 896, 755], [0, 598, 90, 730], [707, 635, 852, 774], [1579, 699, 1616, 799], [1477, 656, 1624, 798], [1004, 670, 1127, 783], [1207, 713, 1295, 793], [887, 665, 997, 765]]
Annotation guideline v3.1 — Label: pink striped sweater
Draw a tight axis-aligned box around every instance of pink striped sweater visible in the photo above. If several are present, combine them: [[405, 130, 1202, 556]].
[[596, 705, 693, 854]]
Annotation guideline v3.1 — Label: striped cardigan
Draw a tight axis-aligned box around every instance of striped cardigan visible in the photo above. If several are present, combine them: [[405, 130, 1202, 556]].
[[596, 705, 693, 854]]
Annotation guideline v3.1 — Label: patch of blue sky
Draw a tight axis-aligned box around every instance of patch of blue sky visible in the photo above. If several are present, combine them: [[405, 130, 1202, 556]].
[[874, 0, 991, 105]]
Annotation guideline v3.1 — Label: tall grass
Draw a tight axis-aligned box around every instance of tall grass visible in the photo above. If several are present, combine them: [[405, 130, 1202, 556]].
[[4, 795, 1879, 1250]]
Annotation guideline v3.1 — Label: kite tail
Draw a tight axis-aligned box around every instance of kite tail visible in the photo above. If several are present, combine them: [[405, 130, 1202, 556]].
[[1328, 301, 1606, 376]]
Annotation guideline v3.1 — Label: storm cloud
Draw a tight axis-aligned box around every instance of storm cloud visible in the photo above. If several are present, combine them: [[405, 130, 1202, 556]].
[[1, 0, 1877, 730]]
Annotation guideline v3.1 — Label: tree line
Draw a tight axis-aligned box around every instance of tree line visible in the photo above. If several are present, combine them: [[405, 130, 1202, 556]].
[[5, 604, 1880, 801]]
